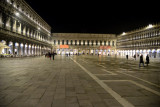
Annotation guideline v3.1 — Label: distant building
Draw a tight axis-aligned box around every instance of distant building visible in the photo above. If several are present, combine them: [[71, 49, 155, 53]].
[[117, 24, 160, 59], [52, 33, 117, 55], [0, 0, 52, 56]]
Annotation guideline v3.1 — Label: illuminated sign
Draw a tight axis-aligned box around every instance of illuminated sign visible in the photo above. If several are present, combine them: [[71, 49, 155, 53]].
[[99, 46, 111, 49], [60, 45, 69, 48]]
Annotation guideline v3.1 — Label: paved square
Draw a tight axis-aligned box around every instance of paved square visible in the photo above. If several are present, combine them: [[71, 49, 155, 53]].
[[0, 55, 160, 107]]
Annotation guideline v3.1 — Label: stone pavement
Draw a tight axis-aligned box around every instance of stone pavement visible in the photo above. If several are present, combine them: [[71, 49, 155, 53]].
[[0, 55, 160, 107]]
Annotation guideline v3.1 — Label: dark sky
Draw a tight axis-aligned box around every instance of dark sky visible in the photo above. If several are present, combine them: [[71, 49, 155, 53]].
[[25, 0, 160, 34]]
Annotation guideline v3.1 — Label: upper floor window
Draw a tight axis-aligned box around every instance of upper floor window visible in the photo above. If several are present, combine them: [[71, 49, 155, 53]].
[[62, 40, 64, 45], [58, 40, 60, 45], [79, 40, 81, 46], [100, 41, 102, 46], [83, 40, 85, 46], [87, 40, 90, 46], [54, 40, 56, 45], [66, 40, 68, 45], [104, 41, 106, 46], [75, 40, 77, 45], [96, 40, 98, 46], [91, 40, 94, 46], [108, 41, 110, 46], [71, 40, 73, 45], [112, 41, 114, 46]]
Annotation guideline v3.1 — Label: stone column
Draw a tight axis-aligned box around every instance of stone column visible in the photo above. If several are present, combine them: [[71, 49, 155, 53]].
[[23, 26, 26, 36], [35, 45, 37, 56], [39, 46, 41, 55], [35, 45, 37, 55], [0, 12, 2, 27], [27, 28, 30, 37], [42, 47, 44, 54], [32, 45, 34, 56], [12, 42, 15, 55], [5, 40, 9, 54], [37, 46, 39, 55], [26, 44, 29, 56], [13, 20, 17, 32], [23, 43, 25, 56], [37, 45, 40, 55], [30, 44, 33, 56], [18, 43, 21, 56], [18, 23, 21, 34], [6, 17, 10, 30]]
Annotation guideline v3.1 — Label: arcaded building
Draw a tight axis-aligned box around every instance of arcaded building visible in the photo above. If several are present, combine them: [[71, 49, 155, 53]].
[[52, 33, 117, 55], [0, 0, 52, 56], [0, 0, 160, 59], [116, 24, 160, 59]]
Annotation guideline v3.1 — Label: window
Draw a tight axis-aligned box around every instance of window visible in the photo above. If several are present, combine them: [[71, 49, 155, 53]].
[[75, 40, 77, 45], [108, 41, 110, 46], [104, 41, 106, 46], [54, 40, 56, 45], [71, 40, 73, 45], [66, 40, 68, 45], [96, 41, 98, 46], [100, 41, 102, 46], [83, 40, 85, 46], [62, 40, 64, 45], [112, 41, 114, 46], [79, 40, 81, 46], [87, 40, 90, 46], [91, 40, 94, 46], [58, 40, 60, 45]]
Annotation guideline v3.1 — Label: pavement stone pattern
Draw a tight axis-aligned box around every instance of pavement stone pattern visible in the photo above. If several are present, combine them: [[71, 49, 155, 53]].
[[0, 55, 160, 107]]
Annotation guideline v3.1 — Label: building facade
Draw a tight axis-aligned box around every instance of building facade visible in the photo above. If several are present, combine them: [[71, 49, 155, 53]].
[[0, 0, 52, 56], [0, 1, 160, 59], [52, 33, 117, 55], [116, 24, 160, 59]]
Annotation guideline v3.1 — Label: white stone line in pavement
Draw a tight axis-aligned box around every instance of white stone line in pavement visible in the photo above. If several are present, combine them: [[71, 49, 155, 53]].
[[130, 80, 160, 96], [97, 64, 107, 68], [101, 69, 117, 75], [102, 80, 160, 96], [71, 58, 135, 107], [116, 71, 160, 88], [81, 59, 88, 63], [102, 80, 128, 82]]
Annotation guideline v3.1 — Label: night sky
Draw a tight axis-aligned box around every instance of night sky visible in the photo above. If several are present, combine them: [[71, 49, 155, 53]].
[[25, 0, 160, 34]]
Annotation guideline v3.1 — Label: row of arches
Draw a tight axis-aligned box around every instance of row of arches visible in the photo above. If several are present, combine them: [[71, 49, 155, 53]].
[[117, 49, 160, 59], [0, 40, 51, 57]]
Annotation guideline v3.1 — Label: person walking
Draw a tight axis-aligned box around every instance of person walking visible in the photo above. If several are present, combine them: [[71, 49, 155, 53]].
[[49, 52, 51, 60], [52, 52, 55, 60], [146, 54, 149, 66], [134, 54, 136, 60], [139, 54, 144, 67], [126, 55, 128, 60]]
